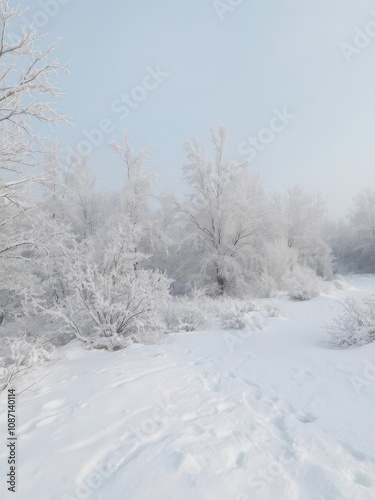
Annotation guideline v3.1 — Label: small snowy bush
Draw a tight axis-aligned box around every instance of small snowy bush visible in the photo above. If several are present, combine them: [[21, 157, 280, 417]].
[[239, 300, 260, 313], [0, 335, 56, 392], [220, 311, 246, 330], [219, 303, 274, 330], [328, 294, 375, 347], [85, 335, 133, 351], [40, 225, 172, 350], [206, 297, 278, 330], [288, 266, 322, 301], [220, 308, 246, 330], [163, 298, 207, 333], [263, 303, 280, 318]]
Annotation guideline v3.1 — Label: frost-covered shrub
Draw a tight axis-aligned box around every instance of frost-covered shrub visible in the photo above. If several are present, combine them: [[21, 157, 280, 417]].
[[238, 300, 261, 314], [40, 224, 172, 349], [288, 266, 322, 301], [85, 335, 134, 351], [206, 297, 257, 317], [47, 266, 171, 349], [163, 297, 207, 333], [197, 296, 279, 331], [219, 300, 248, 330], [0, 335, 55, 392], [328, 294, 375, 347], [263, 303, 280, 318], [218, 301, 275, 330], [220, 308, 246, 330]]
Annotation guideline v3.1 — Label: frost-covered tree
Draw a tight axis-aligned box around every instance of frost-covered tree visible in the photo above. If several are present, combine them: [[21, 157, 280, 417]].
[[139, 196, 183, 289], [175, 127, 265, 295], [350, 188, 375, 241], [0, 2, 65, 325], [0, 0, 66, 226], [331, 188, 375, 274], [41, 151, 106, 241], [329, 218, 357, 274], [109, 132, 156, 266], [36, 135, 171, 350], [273, 186, 332, 278], [109, 132, 154, 225], [348, 188, 375, 272]]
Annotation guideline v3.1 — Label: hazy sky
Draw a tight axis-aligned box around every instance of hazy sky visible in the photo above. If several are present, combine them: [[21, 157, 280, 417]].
[[16, 0, 375, 216]]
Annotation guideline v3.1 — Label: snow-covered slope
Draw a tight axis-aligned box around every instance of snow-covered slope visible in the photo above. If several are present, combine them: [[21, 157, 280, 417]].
[[1, 276, 375, 500]]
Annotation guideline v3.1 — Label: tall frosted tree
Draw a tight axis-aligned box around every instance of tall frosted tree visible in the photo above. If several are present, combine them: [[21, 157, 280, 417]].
[[175, 127, 265, 295], [347, 188, 375, 272], [273, 186, 332, 278], [0, 1, 66, 324]]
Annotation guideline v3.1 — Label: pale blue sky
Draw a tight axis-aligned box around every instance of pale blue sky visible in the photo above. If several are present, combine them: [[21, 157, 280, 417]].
[[17, 0, 375, 216]]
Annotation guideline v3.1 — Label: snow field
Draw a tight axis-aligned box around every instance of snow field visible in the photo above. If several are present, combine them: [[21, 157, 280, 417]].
[[1, 276, 375, 499]]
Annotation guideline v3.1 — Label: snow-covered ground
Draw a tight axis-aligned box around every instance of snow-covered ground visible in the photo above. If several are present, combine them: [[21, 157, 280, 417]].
[[2, 276, 375, 500]]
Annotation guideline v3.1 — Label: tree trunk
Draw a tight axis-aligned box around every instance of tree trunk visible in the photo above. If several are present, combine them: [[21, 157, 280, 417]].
[[216, 267, 225, 295]]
